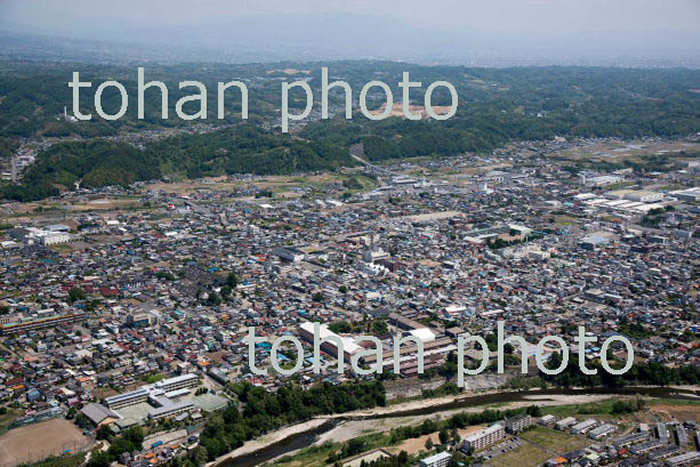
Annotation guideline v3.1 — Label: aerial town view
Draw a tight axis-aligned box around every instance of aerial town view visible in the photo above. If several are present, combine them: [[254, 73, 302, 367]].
[[0, 1, 699, 467]]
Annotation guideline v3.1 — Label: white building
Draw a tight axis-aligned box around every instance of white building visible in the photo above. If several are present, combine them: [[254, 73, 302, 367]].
[[505, 414, 532, 433], [580, 174, 623, 187], [463, 424, 506, 451], [555, 417, 578, 430], [624, 191, 664, 203], [606, 189, 664, 203], [670, 187, 700, 202], [272, 247, 305, 262], [148, 400, 194, 420], [41, 232, 70, 245], [362, 248, 389, 263], [571, 418, 598, 434], [104, 374, 199, 412], [408, 328, 436, 343], [105, 388, 150, 410], [155, 374, 199, 392], [589, 423, 617, 440], [419, 451, 452, 467], [299, 322, 360, 359]]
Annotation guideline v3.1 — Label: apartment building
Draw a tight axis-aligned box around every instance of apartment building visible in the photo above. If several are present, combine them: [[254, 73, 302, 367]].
[[419, 451, 452, 467], [462, 424, 506, 452], [505, 414, 532, 433]]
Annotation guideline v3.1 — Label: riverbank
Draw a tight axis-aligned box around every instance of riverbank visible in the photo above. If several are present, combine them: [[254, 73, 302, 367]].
[[204, 419, 329, 467], [315, 393, 624, 447], [209, 385, 699, 467]]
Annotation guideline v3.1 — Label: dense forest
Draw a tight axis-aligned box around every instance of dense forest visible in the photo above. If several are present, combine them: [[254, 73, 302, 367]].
[[541, 355, 700, 388], [1, 61, 699, 200], [3, 140, 161, 200]]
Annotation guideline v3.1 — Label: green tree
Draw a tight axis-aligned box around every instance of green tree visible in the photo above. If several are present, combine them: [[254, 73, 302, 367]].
[[68, 287, 86, 303]]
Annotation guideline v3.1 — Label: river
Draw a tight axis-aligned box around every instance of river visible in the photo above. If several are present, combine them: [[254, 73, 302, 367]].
[[217, 386, 698, 467]]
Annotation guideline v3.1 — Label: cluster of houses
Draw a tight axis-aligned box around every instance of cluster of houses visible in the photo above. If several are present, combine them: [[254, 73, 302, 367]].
[[0, 135, 697, 466]]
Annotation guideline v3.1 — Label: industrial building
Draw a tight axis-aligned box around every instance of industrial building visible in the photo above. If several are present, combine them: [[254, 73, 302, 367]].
[[361, 336, 456, 376], [0, 312, 87, 335], [670, 187, 700, 202], [580, 174, 623, 187], [299, 321, 361, 360], [606, 189, 665, 203]]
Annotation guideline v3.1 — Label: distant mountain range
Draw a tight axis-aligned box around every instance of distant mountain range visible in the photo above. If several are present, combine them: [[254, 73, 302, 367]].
[[2, 12, 699, 67]]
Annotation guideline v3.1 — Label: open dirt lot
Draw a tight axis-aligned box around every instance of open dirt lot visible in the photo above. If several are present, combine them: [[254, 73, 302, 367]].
[[648, 402, 700, 423], [391, 426, 483, 455], [0, 418, 92, 467]]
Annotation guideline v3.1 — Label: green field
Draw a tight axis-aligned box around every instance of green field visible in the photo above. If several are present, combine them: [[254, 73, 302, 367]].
[[0, 408, 18, 435], [271, 432, 395, 467], [271, 442, 339, 467], [142, 373, 167, 384], [520, 426, 589, 452], [647, 398, 700, 408], [488, 442, 552, 467], [25, 452, 87, 467], [542, 398, 625, 419]]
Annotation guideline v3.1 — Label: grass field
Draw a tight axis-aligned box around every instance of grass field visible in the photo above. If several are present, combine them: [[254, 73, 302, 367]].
[[25, 452, 86, 467], [142, 373, 167, 384], [270, 443, 337, 467], [488, 442, 552, 467], [0, 408, 18, 436], [542, 397, 700, 423], [520, 426, 589, 452], [542, 398, 625, 419], [271, 432, 396, 467]]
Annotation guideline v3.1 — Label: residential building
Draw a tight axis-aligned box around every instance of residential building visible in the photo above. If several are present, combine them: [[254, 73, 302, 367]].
[[462, 424, 506, 452], [419, 451, 452, 467]]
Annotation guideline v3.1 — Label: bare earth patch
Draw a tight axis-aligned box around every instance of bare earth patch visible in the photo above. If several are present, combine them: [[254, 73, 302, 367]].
[[0, 418, 93, 466], [649, 403, 700, 423]]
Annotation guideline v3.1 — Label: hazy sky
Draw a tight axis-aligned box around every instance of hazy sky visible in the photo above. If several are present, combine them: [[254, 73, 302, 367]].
[[2, 0, 699, 65], [3, 0, 699, 34]]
